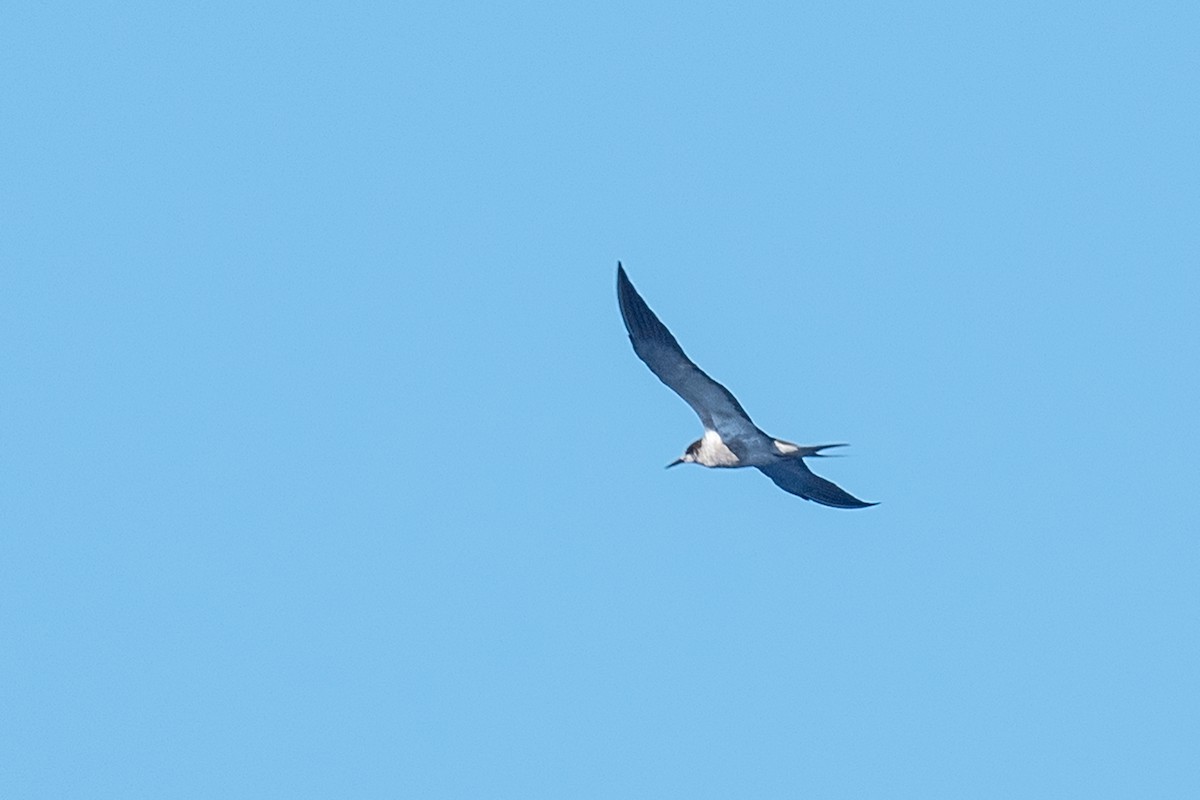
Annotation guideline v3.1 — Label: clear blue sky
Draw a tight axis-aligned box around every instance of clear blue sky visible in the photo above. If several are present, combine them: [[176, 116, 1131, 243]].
[[3, 2, 1198, 797]]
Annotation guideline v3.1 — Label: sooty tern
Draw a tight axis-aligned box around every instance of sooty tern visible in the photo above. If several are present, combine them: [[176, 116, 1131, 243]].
[[617, 263, 876, 509]]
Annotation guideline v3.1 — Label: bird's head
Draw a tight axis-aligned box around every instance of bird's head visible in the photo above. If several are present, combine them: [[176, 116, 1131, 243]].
[[666, 438, 702, 469]]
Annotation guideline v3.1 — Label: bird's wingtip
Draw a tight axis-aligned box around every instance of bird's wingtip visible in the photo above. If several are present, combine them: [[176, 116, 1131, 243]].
[[834, 499, 879, 509], [616, 263, 635, 297]]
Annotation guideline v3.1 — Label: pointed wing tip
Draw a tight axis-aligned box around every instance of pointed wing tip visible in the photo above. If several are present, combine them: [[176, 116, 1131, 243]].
[[806, 494, 878, 509], [818, 498, 879, 510], [832, 492, 879, 509], [758, 461, 878, 510]]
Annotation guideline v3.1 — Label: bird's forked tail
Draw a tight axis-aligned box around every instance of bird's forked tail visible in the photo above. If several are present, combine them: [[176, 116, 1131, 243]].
[[773, 440, 849, 458]]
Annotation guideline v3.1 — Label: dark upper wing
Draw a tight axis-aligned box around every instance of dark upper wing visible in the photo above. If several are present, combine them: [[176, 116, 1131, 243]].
[[756, 458, 877, 509], [617, 264, 759, 438]]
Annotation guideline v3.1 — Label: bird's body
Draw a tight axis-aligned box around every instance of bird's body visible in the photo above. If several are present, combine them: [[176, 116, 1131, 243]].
[[616, 263, 876, 509]]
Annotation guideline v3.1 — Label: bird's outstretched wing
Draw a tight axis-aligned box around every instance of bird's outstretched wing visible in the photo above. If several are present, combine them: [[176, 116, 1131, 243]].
[[617, 264, 760, 440], [756, 458, 877, 509]]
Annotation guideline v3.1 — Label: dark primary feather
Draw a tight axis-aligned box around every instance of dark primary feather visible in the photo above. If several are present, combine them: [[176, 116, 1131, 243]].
[[616, 264, 760, 440], [756, 458, 877, 509]]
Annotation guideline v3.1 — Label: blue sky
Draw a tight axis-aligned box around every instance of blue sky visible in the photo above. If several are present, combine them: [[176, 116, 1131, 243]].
[[3, 1, 1198, 797]]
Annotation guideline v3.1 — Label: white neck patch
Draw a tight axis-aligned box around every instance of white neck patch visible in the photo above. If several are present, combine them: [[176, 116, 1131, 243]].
[[695, 429, 740, 467]]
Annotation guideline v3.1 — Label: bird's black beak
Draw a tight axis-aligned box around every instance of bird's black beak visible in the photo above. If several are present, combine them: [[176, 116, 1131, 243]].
[[665, 458, 684, 469]]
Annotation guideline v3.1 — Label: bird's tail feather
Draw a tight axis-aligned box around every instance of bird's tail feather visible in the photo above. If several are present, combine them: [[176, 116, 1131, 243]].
[[795, 443, 848, 458]]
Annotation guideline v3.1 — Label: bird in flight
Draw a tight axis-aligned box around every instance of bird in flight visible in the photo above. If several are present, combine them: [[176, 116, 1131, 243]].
[[617, 263, 876, 509]]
